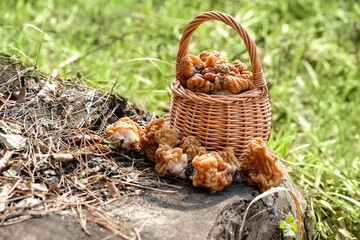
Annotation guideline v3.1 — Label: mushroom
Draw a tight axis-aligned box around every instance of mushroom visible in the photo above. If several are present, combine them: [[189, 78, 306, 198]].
[[203, 51, 227, 68], [155, 144, 188, 179], [105, 117, 142, 150], [233, 59, 247, 72], [240, 138, 284, 192], [154, 126, 180, 147], [192, 152, 233, 192], [199, 51, 211, 62], [179, 136, 207, 160], [140, 118, 165, 162], [222, 75, 255, 94], [188, 54, 204, 71], [218, 147, 240, 169], [178, 51, 255, 95], [186, 74, 216, 93], [140, 118, 180, 162], [177, 54, 204, 87]]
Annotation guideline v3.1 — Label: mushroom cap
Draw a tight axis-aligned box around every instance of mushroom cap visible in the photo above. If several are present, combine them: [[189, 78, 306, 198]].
[[241, 138, 284, 192], [155, 144, 187, 179], [192, 152, 233, 192], [179, 136, 207, 160], [105, 117, 142, 150], [140, 118, 181, 162]]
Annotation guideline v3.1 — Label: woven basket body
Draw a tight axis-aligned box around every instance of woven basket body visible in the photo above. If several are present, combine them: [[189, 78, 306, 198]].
[[169, 12, 271, 159]]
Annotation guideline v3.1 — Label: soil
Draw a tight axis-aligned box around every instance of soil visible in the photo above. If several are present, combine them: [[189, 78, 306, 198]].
[[0, 54, 308, 240]]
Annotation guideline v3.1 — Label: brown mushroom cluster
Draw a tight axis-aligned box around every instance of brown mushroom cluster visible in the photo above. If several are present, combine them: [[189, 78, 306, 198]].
[[177, 51, 255, 94], [139, 119, 237, 190], [107, 118, 283, 193], [240, 138, 284, 192], [140, 118, 187, 178]]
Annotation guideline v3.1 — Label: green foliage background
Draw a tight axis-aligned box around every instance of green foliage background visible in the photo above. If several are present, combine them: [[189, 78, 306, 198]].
[[1, 0, 359, 239]]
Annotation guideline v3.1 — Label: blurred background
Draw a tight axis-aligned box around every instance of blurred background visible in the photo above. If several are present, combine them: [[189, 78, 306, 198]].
[[1, 0, 359, 239]]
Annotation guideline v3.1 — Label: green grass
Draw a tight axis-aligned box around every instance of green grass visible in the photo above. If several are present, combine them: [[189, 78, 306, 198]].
[[1, 0, 360, 239]]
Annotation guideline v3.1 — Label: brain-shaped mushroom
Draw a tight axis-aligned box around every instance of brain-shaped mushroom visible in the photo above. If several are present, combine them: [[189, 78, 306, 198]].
[[155, 144, 188, 179], [179, 136, 207, 160], [140, 118, 165, 162], [154, 126, 180, 147], [140, 118, 180, 162], [105, 117, 142, 150], [192, 152, 233, 192], [241, 138, 284, 192], [218, 147, 240, 169]]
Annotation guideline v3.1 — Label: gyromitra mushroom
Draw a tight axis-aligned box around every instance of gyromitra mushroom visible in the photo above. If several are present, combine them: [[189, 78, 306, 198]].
[[201, 63, 239, 76], [177, 54, 204, 87], [199, 51, 211, 62], [192, 152, 233, 192], [177, 50, 255, 95], [233, 59, 247, 72], [155, 144, 188, 179], [140, 118, 165, 162], [179, 136, 207, 160], [105, 117, 142, 150], [140, 118, 180, 162], [203, 50, 227, 68], [218, 147, 240, 169], [240, 138, 284, 192], [154, 125, 180, 147], [222, 75, 255, 94], [187, 73, 220, 93]]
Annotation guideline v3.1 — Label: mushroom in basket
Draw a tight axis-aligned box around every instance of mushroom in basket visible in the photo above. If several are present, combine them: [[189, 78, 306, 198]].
[[178, 50, 255, 94]]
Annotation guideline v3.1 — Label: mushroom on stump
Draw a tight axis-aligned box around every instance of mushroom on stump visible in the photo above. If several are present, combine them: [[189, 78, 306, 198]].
[[240, 138, 284, 192], [155, 144, 188, 179], [192, 152, 233, 192], [105, 117, 142, 150]]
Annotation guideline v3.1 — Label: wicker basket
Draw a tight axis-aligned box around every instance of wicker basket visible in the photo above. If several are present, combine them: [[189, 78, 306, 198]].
[[169, 11, 271, 160]]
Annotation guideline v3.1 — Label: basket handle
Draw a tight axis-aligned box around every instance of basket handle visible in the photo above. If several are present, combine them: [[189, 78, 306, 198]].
[[176, 11, 266, 88]]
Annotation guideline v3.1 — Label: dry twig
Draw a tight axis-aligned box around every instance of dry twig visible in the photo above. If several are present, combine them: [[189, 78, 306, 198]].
[[0, 150, 14, 172]]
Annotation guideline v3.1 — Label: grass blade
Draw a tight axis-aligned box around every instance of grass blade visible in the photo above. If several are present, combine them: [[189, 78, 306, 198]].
[[238, 187, 304, 240]]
